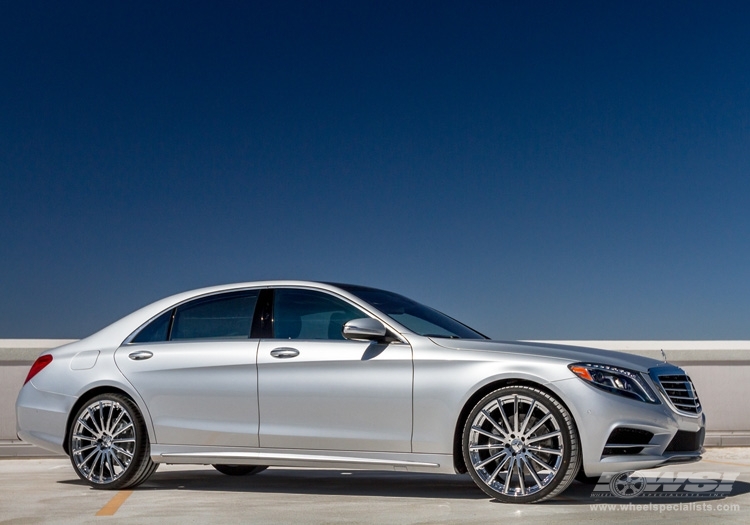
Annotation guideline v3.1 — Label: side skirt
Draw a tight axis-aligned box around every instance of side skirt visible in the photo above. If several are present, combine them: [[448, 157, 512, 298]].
[[151, 445, 455, 474]]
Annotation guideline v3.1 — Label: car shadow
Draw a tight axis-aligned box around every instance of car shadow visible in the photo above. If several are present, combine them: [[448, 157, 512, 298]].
[[60, 468, 486, 500], [58, 468, 750, 504]]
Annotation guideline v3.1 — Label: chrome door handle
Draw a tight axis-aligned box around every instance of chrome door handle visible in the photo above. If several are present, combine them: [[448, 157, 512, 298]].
[[270, 347, 299, 359], [128, 350, 153, 361]]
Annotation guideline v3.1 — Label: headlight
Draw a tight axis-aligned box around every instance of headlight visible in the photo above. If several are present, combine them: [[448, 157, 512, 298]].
[[568, 362, 659, 404]]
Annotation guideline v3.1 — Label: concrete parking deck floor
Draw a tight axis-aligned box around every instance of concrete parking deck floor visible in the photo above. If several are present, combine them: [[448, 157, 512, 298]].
[[1, 448, 749, 524]]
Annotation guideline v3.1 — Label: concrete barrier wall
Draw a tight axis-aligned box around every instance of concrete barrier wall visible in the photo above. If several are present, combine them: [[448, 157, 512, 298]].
[[2, 339, 748, 453]]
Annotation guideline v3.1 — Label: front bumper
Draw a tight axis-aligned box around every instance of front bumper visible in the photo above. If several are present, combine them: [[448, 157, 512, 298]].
[[554, 376, 705, 477]]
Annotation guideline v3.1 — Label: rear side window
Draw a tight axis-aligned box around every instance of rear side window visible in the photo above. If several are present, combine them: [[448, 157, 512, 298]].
[[132, 290, 259, 342], [132, 310, 173, 343], [172, 292, 259, 340]]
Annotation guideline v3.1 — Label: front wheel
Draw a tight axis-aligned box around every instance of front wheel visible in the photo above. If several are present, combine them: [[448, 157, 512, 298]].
[[69, 393, 156, 489], [462, 385, 580, 503], [212, 465, 268, 476]]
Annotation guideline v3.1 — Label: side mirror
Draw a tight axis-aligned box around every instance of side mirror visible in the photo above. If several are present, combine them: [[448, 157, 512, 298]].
[[342, 318, 387, 341]]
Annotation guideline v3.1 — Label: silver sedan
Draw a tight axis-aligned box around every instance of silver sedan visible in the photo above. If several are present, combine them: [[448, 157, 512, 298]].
[[16, 281, 705, 503]]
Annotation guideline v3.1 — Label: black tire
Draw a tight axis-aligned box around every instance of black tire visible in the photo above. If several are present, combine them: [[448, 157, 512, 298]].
[[462, 385, 580, 503], [68, 393, 156, 489], [212, 465, 268, 476], [132, 460, 160, 487]]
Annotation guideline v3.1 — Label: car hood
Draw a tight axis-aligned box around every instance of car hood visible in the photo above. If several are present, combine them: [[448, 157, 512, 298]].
[[429, 338, 664, 373]]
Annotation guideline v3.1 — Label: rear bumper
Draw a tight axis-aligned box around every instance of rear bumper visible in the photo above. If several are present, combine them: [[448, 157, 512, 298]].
[[15, 382, 74, 456]]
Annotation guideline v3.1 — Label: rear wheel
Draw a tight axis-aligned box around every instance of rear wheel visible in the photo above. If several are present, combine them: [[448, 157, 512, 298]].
[[462, 385, 580, 503], [69, 393, 155, 489], [212, 465, 268, 476]]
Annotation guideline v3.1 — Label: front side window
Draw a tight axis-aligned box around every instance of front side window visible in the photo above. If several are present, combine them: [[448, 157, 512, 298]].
[[273, 289, 366, 340]]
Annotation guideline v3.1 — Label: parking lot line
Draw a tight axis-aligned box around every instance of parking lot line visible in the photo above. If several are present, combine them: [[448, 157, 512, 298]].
[[95, 490, 132, 516]]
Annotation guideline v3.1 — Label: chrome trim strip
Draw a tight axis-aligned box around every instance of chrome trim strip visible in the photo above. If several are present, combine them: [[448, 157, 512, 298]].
[[159, 451, 439, 468]]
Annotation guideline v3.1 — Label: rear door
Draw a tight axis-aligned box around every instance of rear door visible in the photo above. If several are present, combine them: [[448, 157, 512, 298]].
[[115, 290, 261, 447]]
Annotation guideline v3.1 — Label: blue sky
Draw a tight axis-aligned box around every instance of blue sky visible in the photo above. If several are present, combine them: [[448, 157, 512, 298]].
[[2, 1, 749, 339]]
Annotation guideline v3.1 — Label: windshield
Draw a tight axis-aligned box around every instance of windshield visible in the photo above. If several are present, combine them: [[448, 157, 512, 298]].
[[336, 285, 487, 340]]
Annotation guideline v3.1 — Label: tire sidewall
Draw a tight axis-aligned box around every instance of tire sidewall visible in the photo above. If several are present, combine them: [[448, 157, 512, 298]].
[[462, 385, 578, 503], [68, 393, 151, 490]]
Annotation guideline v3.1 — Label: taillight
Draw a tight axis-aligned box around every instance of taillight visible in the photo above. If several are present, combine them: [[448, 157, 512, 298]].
[[24, 354, 53, 385]]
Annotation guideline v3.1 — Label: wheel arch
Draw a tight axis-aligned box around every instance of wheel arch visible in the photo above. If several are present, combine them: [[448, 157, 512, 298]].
[[63, 386, 149, 455], [451, 377, 580, 474]]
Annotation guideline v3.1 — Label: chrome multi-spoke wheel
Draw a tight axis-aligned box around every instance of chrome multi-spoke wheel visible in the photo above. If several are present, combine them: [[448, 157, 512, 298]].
[[463, 386, 580, 503], [69, 394, 154, 489]]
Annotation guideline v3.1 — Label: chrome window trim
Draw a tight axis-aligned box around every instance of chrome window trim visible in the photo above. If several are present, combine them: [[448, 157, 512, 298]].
[[124, 284, 410, 346]]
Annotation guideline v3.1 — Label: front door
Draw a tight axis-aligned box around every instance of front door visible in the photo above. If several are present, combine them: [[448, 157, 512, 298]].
[[257, 287, 413, 452]]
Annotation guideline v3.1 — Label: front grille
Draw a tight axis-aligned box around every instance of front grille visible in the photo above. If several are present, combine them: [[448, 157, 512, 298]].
[[665, 429, 705, 452], [657, 374, 702, 415]]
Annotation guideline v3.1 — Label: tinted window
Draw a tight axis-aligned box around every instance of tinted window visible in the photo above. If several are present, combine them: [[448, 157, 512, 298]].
[[171, 291, 259, 340], [132, 309, 173, 343], [273, 289, 366, 340]]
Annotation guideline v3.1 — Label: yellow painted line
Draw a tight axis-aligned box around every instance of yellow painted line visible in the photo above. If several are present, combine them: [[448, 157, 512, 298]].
[[96, 490, 133, 516]]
